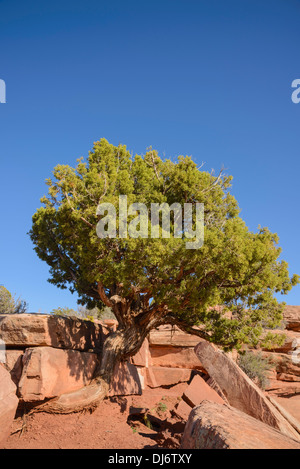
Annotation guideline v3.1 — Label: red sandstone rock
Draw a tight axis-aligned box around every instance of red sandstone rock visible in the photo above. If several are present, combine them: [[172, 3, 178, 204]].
[[260, 351, 300, 379], [18, 347, 98, 401], [174, 399, 193, 421], [0, 314, 102, 352], [194, 340, 300, 441], [149, 345, 204, 370], [144, 366, 158, 388], [283, 306, 300, 332], [148, 366, 192, 388], [149, 325, 201, 347], [4, 350, 23, 385], [266, 378, 300, 397], [206, 377, 229, 404], [131, 338, 151, 367], [109, 361, 142, 396], [0, 364, 19, 447], [183, 374, 225, 408], [273, 395, 300, 426], [101, 319, 118, 332], [181, 400, 300, 449]]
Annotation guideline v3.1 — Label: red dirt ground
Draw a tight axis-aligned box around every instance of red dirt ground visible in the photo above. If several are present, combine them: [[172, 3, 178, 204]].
[[2, 383, 187, 450]]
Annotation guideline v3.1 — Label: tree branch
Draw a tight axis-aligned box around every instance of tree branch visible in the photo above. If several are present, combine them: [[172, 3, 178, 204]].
[[64, 192, 95, 228]]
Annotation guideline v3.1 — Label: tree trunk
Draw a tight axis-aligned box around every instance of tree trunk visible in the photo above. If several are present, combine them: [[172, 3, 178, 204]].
[[31, 324, 149, 414]]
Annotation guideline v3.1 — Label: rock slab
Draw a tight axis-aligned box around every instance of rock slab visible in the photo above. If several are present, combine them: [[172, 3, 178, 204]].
[[194, 340, 300, 441], [0, 314, 102, 352], [109, 361, 142, 396], [183, 374, 225, 408], [181, 400, 300, 449], [0, 365, 19, 447], [18, 346, 98, 401]]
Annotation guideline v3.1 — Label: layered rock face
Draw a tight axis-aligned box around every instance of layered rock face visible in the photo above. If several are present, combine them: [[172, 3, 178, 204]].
[[0, 314, 102, 351], [132, 325, 205, 389], [1, 314, 103, 404], [260, 307, 300, 424], [283, 306, 300, 332]]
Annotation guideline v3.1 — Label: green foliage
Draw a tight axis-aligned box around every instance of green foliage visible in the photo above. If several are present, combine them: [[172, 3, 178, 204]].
[[29, 138, 299, 349], [143, 414, 153, 429], [51, 305, 115, 321], [237, 351, 273, 390], [260, 331, 286, 350], [50, 306, 78, 317], [156, 401, 168, 413], [0, 286, 28, 314]]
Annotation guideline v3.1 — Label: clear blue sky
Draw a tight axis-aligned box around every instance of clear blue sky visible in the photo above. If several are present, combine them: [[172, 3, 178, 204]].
[[1, 0, 300, 312]]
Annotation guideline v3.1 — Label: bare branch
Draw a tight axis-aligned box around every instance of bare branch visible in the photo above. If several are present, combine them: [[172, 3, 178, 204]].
[[201, 167, 225, 194], [97, 172, 107, 203], [64, 192, 95, 229]]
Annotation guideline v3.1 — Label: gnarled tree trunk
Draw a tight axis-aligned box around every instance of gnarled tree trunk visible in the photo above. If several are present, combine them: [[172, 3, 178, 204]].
[[32, 323, 151, 414]]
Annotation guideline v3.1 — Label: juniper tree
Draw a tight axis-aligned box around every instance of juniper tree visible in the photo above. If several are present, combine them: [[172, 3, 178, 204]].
[[29, 138, 299, 412]]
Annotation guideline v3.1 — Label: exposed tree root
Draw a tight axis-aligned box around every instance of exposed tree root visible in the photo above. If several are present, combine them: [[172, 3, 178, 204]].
[[30, 378, 109, 415]]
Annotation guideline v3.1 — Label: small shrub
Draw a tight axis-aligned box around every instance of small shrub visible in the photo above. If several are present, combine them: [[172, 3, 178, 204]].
[[143, 414, 153, 430], [51, 305, 116, 321], [156, 401, 168, 413], [51, 306, 78, 317], [237, 351, 272, 390]]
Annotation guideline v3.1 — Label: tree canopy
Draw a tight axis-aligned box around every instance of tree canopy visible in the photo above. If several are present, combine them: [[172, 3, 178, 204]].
[[29, 138, 299, 351]]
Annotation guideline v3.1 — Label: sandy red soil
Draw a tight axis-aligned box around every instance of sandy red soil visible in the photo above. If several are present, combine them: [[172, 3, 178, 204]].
[[2, 384, 187, 450], [3, 383, 300, 450]]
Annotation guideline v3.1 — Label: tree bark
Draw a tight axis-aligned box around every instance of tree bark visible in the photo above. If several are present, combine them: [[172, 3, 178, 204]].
[[31, 323, 150, 414]]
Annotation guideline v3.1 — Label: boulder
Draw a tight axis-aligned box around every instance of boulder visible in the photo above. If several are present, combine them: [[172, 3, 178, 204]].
[[283, 306, 300, 332], [260, 351, 300, 379], [175, 399, 194, 421], [0, 365, 19, 447], [18, 347, 98, 401], [0, 314, 102, 352], [148, 366, 192, 388], [206, 377, 229, 404], [272, 395, 300, 426], [131, 338, 151, 367], [174, 374, 225, 420], [141, 366, 159, 388], [194, 340, 300, 441], [181, 400, 300, 449], [4, 350, 23, 385], [109, 361, 142, 396], [149, 325, 201, 348], [266, 378, 300, 397], [149, 345, 205, 371], [182, 374, 225, 408], [266, 394, 300, 435]]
